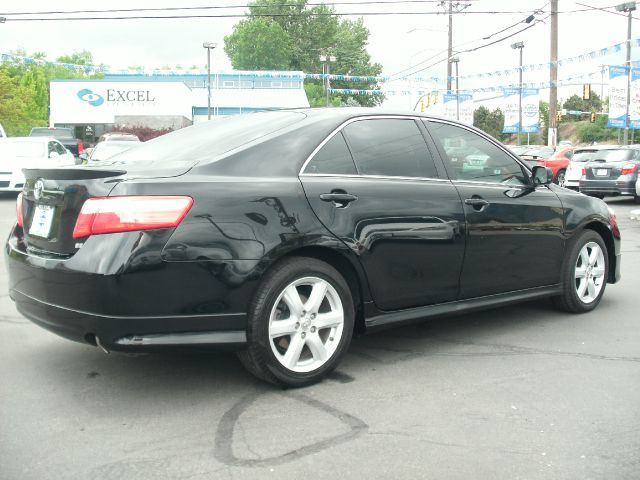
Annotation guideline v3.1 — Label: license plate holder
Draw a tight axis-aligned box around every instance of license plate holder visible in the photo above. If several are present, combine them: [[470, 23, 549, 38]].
[[29, 204, 55, 238], [595, 168, 609, 176]]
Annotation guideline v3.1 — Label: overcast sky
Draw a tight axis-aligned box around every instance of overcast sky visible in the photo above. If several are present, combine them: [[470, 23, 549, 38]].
[[0, 0, 635, 109]]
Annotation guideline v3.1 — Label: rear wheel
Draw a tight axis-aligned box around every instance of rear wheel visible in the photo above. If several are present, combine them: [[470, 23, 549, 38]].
[[552, 230, 608, 313], [555, 169, 567, 187], [238, 257, 354, 387], [634, 195, 640, 204]]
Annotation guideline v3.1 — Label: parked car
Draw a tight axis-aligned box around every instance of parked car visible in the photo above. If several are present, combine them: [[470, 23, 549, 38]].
[[6, 109, 621, 387], [98, 132, 141, 143], [80, 140, 140, 163], [565, 145, 622, 191], [0, 137, 75, 192], [29, 127, 85, 159], [579, 146, 640, 202], [518, 145, 574, 186]]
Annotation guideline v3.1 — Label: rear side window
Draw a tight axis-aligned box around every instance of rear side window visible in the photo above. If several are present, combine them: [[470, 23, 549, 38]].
[[304, 132, 357, 175], [343, 119, 438, 178]]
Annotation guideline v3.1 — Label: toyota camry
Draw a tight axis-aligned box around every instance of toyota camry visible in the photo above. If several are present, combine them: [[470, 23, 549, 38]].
[[5, 109, 621, 387]]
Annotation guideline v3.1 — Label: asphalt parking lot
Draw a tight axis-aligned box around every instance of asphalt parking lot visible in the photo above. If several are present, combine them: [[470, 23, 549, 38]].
[[1, 193, 639, 480]]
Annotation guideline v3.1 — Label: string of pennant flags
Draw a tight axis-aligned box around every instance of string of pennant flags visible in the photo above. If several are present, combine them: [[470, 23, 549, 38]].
[[1, 37, 638, 83], [0, 38, 640, 83], [328, 64, 640, 96]]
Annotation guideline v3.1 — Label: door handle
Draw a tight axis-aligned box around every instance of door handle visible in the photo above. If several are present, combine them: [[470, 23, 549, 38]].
[[464, 197, 489, 210], [319, 192, 358, 207]]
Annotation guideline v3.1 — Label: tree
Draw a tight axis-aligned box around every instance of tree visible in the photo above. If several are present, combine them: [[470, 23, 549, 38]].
[[56, 50, 94, 65], [224, 18, 292, 70], [473, 106, 506, 140], [562, 93, 603, 121], [224, 0, 383, 106], [0, 70, 43, 135]]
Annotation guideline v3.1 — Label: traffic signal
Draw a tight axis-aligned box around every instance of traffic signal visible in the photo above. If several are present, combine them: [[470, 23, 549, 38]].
[[556, 111, 562, 122], [583, 84, 591, 100], [590, 112, 597, 123]]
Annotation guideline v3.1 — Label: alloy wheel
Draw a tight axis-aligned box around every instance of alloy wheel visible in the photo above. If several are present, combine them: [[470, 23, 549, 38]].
[[268, 277, 345, 373], [574, 242, 606, 304]]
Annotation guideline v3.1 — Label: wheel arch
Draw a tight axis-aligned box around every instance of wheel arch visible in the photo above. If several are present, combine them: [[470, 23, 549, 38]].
[[582, 220, 617, 283]]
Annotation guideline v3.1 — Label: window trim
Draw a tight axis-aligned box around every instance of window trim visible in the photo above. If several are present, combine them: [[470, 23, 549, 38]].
[[299, 115, 444, 181], [423, 118, 534, 187]]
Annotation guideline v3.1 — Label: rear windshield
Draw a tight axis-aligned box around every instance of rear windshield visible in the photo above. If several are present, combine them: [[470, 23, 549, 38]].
[[102, 111, 307, 166], [574, 149, 637, 162], [30, 128, 74, 139], [0, 140, 44, 158]]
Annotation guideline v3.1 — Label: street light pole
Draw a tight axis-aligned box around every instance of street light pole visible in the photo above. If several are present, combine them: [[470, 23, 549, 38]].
[[616, 2, 636, 144], [512, 41, 525, 146], [203, 42, 217, 120]]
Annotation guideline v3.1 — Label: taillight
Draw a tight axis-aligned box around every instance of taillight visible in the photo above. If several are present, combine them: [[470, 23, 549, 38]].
[[581, 167, 587, 176], [537, 160, 546, 166], [609, 207, 620, 239], [16, 192, 24, 228], [72, 196, 193, 239], [620, 163, 638, 175], [77, 142, 84, 155]]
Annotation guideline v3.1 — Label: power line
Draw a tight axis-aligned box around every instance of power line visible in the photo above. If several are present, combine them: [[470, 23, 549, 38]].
[[389, 5, 548, 79], [0, 1, 485, 17]]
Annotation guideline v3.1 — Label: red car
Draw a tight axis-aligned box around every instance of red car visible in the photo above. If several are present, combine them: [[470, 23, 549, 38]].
[[517, 145, 574, 186]]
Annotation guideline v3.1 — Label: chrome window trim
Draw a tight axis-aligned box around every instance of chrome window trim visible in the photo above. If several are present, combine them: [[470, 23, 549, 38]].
[[424, 118, 535, 180], [300, 172, 452, 183], [298, 114, 442, 181]]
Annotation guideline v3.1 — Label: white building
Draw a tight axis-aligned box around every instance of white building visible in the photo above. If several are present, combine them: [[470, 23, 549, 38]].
[[49, 71, 310, 143]]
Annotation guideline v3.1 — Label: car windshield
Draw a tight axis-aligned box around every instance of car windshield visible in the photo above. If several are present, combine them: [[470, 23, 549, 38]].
[[90, 143, 138, 161], [30, 128, 74, 139], [0, 140, 44, 158], [574, 149, 635, 163]]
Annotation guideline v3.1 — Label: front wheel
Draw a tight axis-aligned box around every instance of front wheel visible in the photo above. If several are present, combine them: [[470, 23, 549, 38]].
[[552, 230, 608, 313], [238, 257, 354, 387]]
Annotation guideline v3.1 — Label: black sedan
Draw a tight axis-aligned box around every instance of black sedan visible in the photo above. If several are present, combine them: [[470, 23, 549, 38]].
[[5, 109, 621, 387]]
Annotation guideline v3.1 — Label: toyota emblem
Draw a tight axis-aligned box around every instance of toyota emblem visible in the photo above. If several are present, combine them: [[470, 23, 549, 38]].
[[34, 179, 44, 201]]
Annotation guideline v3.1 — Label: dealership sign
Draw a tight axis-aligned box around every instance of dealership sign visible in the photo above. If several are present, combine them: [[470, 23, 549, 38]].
[[50, 81, 193, 124], [502, 88, 539, 134]]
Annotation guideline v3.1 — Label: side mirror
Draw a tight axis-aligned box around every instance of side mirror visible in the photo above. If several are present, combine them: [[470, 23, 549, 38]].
[[532, 166, 554, 186]]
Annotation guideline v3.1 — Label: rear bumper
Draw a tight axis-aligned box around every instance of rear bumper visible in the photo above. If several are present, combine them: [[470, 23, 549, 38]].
[[11, 290, 246, 351], [5, 228, 256, 351], [579, 179, 636, 196]]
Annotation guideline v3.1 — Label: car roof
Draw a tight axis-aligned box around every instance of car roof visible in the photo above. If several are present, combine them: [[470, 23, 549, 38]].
[[3, 137, 54, 143]]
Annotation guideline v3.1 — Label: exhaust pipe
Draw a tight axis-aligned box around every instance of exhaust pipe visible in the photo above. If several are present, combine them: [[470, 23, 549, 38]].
[[95, 336, 110, 354]]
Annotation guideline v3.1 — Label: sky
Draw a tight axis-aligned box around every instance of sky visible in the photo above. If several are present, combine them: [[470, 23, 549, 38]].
[[0, 0, 636, 109]]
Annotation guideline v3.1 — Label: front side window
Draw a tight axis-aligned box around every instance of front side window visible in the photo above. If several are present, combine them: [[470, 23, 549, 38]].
[[427, 121, 529, 185], [304, 132, 357, 175], [343, 119, 438, 178]]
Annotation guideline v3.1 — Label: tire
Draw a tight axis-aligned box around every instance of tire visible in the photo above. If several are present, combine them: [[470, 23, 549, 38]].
[[555, 170, 567, 187], [634, 195, 640, 204], [238, 257, 355, 387], [589, 193, 605, 199], [552, 230, 609, 313]]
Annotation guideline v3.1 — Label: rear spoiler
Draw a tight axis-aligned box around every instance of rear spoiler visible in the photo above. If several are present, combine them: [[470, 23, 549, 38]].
[[22, 168, 126, 181]]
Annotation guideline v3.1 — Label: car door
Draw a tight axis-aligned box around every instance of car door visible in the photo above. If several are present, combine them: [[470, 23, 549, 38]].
[[424, 120, 565, 299], [299, 116, 466, 311]]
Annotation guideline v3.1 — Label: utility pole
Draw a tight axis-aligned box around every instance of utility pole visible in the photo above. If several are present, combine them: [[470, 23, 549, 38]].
[[548, 0, 558, 148], [447, 0, 453, 92], [320, 54, 336, 107], [616, 2, 636, 144], [452, 57, 460, 120]]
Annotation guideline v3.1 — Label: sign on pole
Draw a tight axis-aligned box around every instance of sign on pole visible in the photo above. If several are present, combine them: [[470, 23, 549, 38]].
[[630, 67, 640, 129], [522, 88, 540, 133], [502, 88, 520, 134], [441, 93, 474, 125], [607, 66, 629, 128], [502, 88, 539, 134]]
